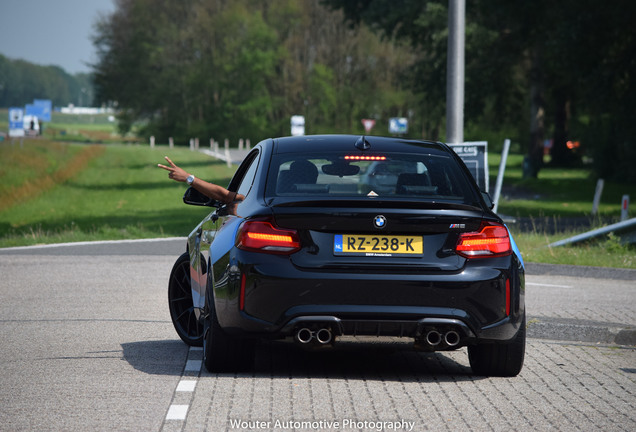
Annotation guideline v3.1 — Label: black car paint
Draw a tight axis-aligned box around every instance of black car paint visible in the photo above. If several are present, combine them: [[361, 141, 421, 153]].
[[187, 136, 523, 339]]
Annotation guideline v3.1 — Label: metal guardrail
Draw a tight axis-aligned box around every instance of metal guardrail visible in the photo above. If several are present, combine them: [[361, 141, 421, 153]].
[[548, 218, 636, 247]]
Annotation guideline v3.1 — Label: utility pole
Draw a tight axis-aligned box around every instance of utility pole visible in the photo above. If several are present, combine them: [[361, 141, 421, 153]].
[[446, 0, 465, 144]]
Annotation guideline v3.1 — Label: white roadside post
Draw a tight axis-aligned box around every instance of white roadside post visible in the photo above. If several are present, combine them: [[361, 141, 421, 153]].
[[492, 139, 511, 214], [224, 139, 231, 168], [621, 195, 630, 221], [592, 179, 605, 216]]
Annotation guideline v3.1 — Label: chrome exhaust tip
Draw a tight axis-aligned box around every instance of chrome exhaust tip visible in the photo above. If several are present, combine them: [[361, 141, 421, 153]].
[[425, 330, 442, 346], [296, 328, 313, 344], [445, 330, 460, 347], [315, 328, 332, 344]]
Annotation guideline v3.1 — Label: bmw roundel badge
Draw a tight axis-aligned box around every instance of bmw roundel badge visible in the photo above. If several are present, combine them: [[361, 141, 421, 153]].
[[373, 215, 387, 229]]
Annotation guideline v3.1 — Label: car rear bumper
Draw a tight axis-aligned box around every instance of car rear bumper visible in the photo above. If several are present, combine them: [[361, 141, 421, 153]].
[[212, 252, 525, 347]]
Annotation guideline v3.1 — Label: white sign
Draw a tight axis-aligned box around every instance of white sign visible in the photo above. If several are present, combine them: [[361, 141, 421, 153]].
[[9, 107, 25, 137], [291, 115, 305, 136]]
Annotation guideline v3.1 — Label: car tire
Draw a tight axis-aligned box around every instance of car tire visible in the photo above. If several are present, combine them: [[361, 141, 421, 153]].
[[203, 297, 255, 373], [468, 314, 526, 377], [168, 252, 203, 347]]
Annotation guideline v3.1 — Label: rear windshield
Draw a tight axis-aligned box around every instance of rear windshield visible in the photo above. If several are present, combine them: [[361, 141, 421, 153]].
[[266, 151, 478, 204]]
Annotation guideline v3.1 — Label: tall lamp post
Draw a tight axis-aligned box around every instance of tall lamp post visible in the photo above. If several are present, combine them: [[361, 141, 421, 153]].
[[446, 0, 465, 144]]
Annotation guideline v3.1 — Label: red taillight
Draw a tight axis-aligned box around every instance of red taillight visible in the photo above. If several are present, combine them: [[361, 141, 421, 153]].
[[236, 220, 301, 254], [456, 222, 512, 258]]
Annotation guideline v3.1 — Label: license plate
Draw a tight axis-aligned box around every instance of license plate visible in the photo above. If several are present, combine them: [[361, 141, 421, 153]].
[[334, 234, 423, 257]]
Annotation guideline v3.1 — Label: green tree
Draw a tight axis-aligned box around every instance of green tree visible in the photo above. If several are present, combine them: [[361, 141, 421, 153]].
[[0, 54, 90, 108], [92, 0, 416, 143], [325, 0, 636, 182]]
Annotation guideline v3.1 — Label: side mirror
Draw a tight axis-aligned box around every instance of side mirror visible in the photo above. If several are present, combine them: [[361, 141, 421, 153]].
[[183, 187, 220, 207], [481, 191, 495, 210]]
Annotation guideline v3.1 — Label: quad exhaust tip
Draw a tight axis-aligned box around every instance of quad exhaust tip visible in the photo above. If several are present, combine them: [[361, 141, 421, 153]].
[[296, 326, 459, 348], [425, 330, 461, 347], [296, 328, 313, 344], [295, 327, 333, 345], [315, 328, 332, 344], [426, 330, 442, 346], [445, 330, 460, 347]]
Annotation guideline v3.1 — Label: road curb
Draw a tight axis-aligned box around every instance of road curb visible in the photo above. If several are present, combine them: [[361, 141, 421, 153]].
[[525, 262, 636, 281], [527, 316, 636, 346], [525, 264, 636, 345]]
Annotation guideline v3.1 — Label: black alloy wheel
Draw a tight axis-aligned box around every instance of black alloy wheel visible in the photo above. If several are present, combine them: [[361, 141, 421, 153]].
[[168, 252, 204, 346], [468, 313, 526, 377]]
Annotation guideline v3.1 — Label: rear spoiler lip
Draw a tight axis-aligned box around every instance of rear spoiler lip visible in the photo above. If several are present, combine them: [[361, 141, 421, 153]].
[[267, 197, 484, 212]]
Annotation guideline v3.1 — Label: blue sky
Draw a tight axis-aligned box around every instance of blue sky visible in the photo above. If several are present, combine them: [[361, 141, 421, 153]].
[[0, 0, 115, 74]]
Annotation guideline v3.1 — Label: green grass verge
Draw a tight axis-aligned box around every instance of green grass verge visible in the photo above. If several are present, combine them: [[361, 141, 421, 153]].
[[0, 139, 633, 269], [491, 153, 635, 268], [490, 153, 635, 218], [0, 141, 84, 191], [510, 230, 634, 269], [0, 140, 236, 247]]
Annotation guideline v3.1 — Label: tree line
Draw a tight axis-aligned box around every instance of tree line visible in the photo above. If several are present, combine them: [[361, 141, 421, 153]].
[[93, 0, 415, 145], [0, 54, 93, 108], [324, 0, 636, 182], [90, 0, 634, 183]]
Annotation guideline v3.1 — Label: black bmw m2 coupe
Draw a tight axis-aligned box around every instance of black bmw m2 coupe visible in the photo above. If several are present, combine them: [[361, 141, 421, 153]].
[[168, 135, 525, 376]]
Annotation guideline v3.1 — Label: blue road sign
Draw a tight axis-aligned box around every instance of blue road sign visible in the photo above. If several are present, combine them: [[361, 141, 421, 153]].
[[9, 107, 25, 137], [25, 104, 45, 120], [389, 117, 408, 134], [33, 99, 52, 121]]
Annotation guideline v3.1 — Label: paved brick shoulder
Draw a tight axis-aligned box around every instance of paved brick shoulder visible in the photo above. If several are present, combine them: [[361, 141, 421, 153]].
[[526, 273, 635, 345], [178, 339, 636, 432]]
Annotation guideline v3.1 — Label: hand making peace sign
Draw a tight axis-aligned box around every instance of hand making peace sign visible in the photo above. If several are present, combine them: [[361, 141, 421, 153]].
[[157, 156, 190, 183]]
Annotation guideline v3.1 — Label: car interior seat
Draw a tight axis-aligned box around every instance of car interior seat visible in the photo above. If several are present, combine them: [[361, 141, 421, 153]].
[[396, 173, 436, 195], [277, 160, 319, 193]]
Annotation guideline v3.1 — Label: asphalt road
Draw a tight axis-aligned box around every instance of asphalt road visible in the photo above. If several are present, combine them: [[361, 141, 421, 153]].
[[0, 240, 634, 431]]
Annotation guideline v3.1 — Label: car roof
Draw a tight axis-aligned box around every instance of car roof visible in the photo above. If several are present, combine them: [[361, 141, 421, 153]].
[[271, 135, 452, 156]]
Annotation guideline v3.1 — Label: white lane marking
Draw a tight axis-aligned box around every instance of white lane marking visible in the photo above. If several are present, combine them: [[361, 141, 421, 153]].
[[166, 405, 189, 420], [185, 359, 202, 371], [526, 282, 572, 288], [176, 380, 197, 392], [163, 347, 202, 426], [0, 237, 186, 251]]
